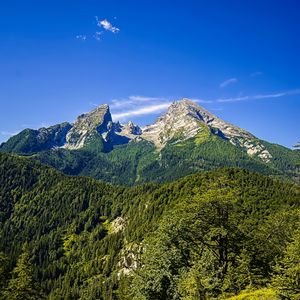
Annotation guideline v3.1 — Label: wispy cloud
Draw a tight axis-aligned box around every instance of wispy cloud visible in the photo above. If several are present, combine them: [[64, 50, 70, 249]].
[[98, 87, 300, 122], [112, 103, 171, 121], [76, 17, 119, 42], [110, 95, 168, 109], [219, 78, 238, 88], [76, 35, 87, 41], [189, 98, 213, 104], [96, 17, 120, 33], [216, 89, 300, 103], [109, 95, 170, 121]]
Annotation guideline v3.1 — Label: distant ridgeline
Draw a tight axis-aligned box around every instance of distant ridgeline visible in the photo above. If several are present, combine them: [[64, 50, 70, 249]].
[[1, 99, 300, 185], [0, 152, 300, 299]]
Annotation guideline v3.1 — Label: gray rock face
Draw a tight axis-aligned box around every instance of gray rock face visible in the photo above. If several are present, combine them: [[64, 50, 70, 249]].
[[64, 105, 112, 149], [0, 99, 273, 162], [117, 121, 142, 138], [142, 99, 207, 147], [35, 122, 72, 148], [0, 122, 72, 154], [63, 105, 142, 150], [141, 99, 272, 162]]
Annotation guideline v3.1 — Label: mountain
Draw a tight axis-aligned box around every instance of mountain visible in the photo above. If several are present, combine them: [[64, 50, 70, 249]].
[[1, 99, 299, 184], [0, 122, 72, 154], [142, 99, 273, 161], [0, 152, 299, 299]]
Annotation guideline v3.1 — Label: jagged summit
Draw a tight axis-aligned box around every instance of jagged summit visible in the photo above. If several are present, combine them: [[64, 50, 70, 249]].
[[142, 98, 208, 147], [1, 98, 299, 186], [141, 98, 272, 162], [64, 104, 113, 149], [63, 104, 143, 150], [0, 99, 272, 162]]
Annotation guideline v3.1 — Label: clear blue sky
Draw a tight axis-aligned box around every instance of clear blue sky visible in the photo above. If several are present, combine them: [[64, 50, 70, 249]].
[[0, 0, 299, 147]]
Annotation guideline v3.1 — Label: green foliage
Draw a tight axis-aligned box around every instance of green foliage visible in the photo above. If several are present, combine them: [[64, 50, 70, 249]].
[[0, 152, 300, 299], [2, 245, 44, 299], [2, 128, 300, 185], [226, 288, 279, 300], [272, 227, 300, 299], [0, 123, 71, 155], [128, 172, 300, 299], [0, 252, 8, 291]]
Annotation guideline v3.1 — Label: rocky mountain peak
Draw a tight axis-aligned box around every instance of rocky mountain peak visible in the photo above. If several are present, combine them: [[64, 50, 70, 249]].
[[64, 104, 112, 149], [75, 104, 112, 129], [168, 98, 216, 122], [141, 99, 207, 147], [123, 121, 142, 135], [141, 98, 272, 162], [0, 99, 273, 163], [63, 104, 143, 150]]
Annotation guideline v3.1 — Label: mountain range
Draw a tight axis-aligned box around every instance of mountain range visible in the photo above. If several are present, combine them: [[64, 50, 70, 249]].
[[1, 99, 299, 185], [1, 99, 300, 299]]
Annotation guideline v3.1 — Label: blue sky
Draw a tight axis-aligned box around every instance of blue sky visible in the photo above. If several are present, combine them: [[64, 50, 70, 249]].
[[0, 0, 299, 147]]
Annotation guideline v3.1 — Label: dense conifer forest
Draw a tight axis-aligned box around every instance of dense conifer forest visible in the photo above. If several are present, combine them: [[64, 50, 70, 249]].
[[2, 133, 299, 186], [0, 152, 300, 299]]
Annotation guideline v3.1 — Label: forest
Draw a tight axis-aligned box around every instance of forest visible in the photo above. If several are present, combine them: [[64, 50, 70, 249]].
[[2, 131, 299, 186], [0, 152, 300, 299]]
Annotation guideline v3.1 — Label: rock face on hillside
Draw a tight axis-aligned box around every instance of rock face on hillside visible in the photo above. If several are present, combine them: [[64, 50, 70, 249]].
[[62, 105, 143, 150], [0, 122, 72, 154], [141, 99, 272, 162], [63, 105, 113, 149], [0, 98, 272, 162]]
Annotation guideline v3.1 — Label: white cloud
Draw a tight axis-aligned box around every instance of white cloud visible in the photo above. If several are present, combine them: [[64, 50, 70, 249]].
[[216, 89, 300, 103], [95, 88, 300, 123], [216, 96, 250, 103], [219, 78, 238, 88], [76, 35, 87, 41], [96, 17, 120, 33], [110, 95, 168, 109], [110, 95, 170, 121], [189, 98, 213, 104], [112, 103, 171, 121]]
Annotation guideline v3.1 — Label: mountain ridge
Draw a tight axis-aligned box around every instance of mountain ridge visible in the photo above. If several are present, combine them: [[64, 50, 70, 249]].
[[0, 99, 274, 159], [1, 99, 299, 184]]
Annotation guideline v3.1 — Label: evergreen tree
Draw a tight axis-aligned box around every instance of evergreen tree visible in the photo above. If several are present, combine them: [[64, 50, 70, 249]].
[[0, 252, 8, 291], [2, 246, 43, 300], [272, 227, 300, 299]]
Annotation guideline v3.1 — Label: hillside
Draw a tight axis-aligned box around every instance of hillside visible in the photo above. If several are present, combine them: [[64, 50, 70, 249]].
[[0, 152, 300, 299], [1, 99, 300, 185]]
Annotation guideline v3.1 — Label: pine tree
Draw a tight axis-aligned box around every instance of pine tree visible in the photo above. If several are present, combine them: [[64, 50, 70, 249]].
[[2, 246, 43, 300], [272, 228, 300, 300], [0, 252, 8, 291]]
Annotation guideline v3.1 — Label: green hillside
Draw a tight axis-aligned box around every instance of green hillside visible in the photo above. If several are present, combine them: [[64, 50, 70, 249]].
[[29, 133, 300, 185], [0, 153, 299, 299], [1, 100, 300, 186]]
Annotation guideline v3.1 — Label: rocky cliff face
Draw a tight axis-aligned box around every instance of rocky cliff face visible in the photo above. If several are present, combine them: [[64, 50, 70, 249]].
[[0, 122, 72, 154], [63, 104, 113, 149], [141, 99, 272, 162], [63, 105, 142, 150], [0, 99, 273, 162]]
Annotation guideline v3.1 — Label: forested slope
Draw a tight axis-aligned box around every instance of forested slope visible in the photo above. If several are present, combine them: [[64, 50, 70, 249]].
[[0, 153, 300, 299], [28, 134, 300, 186]]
